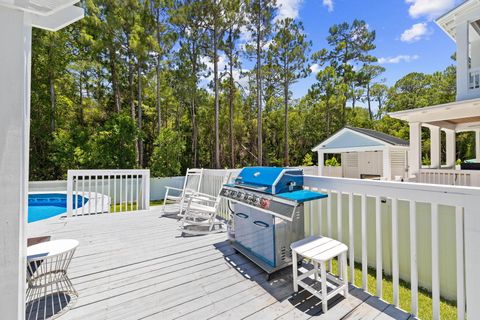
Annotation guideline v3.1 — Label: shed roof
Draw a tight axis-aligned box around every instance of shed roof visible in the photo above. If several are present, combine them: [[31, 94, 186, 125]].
[[312, 127, 409, 153]]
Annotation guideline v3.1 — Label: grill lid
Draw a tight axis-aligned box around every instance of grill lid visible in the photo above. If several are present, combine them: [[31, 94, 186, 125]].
[[235, 167, 303, 194]]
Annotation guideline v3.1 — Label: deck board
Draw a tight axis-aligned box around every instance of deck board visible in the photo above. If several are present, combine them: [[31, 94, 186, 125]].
[[28, 206, 412, 320]]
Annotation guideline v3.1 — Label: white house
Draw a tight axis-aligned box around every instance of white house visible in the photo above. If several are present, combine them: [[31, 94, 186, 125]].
[[312, 127, 409, 181], [390, 0, 480, 187]]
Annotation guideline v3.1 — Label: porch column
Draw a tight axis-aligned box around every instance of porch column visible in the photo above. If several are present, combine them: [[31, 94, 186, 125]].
[[0, 4, 83, 318], [456, 21, 469, 100], [382, 148, 391, 180], [0, 8, 31, 318], [318, 151, 325, 176], [476, 129, 480, 161], [445, 129, 456, 168], [430, 126, 441, 169], [409, 122, 422, 178]]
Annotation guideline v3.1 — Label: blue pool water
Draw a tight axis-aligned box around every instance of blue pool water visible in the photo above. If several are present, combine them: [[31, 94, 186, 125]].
[[28, 193, 87, 223]]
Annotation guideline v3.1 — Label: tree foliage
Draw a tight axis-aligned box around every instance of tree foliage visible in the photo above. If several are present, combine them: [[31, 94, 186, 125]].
[[29, 2, 467, 180]]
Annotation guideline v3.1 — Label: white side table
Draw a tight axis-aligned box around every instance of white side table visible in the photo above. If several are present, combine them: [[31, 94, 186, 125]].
[[26, 239, 79, 320], [291, 236, 349, 313]]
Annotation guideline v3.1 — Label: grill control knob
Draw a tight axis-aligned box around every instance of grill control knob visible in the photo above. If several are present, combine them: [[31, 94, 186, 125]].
[[253, 197, 261, 206], [260, 199, 270, 209]]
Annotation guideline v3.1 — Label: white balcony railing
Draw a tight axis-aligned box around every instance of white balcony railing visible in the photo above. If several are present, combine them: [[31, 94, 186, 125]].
[[301, 175, 480, 319], [66, 169, 150, 217], [418, 168, 480, 187]]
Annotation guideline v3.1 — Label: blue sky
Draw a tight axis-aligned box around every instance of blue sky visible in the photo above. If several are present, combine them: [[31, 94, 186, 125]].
[[284, 0, 463, 100]]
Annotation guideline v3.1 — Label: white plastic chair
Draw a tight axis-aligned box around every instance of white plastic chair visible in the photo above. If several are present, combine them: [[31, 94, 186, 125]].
[[161, 168, 203, 216], [179, 174, 229, 235]]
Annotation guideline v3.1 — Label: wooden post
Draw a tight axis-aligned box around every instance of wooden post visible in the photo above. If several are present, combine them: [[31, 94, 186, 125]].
[[445, 129, 456, 168], [464, 202, 480, 319], [456, 21, 470, 101], [0, 8, 31, 318], [382, 147, 391, 180], [0, 4, 83, 317], [430, 126, 441, 169], [409, 122, 422, 179], [318, 151, 325, 176]]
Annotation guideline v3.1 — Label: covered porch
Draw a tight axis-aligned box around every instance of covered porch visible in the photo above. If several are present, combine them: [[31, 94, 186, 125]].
[[390, 98, 480, 186]]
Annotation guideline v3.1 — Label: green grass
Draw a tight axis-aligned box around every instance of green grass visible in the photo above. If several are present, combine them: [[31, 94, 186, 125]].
[[110, 199, 164, 212], [329, 259, 457, 320]]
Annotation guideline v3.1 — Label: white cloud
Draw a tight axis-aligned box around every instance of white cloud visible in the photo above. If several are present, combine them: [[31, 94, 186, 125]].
[[310, 63, 321, 74], [378, 54, 419, 64], [323, 0, 333, 12], [275, 0, 303, 21], [401, 23, 430, 42], [405, 0, 455, 20]]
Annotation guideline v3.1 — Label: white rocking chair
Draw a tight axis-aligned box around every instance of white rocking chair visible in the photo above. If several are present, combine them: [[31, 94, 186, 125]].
[[161, 168, 203, 217], [179, 174, 229, 235]]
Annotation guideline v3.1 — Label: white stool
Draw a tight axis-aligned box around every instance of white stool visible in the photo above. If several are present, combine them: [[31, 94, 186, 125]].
[[291, 236, 349, 313]]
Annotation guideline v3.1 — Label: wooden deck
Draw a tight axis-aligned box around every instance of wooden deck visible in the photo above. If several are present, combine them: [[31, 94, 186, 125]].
[[27, 206, 413, 320]]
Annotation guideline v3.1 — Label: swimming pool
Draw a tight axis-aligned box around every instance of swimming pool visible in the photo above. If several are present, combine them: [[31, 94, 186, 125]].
[[28, 193, 88, 223]]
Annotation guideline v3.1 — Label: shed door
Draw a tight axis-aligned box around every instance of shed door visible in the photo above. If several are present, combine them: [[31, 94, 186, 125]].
[[342, 153, 359, 179], [358, 151, 382, 177]]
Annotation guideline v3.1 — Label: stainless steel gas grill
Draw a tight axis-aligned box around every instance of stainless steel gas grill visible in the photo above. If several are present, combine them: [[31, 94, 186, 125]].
[[220, 167, 327, 276]]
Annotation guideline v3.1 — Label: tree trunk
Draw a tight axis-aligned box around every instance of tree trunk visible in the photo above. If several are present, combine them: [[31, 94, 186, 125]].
[[128, 57, 139, 164], [214, 28, 220, 169], [137, 64, 143, 168], [191, 97, 198, 168], [155, 7, 162, 135], [326, 100, 331, 136], [156, 60, 161, 135], [367, 83, 372, 120], [228, 30, 235, 168], [284, 82, 289, 166], [78, 72, 84, 125], [110, 48, 121, 112], [256, 6, 263, 166], [49, 73, 56, 132], [190, 42, 199, 168]]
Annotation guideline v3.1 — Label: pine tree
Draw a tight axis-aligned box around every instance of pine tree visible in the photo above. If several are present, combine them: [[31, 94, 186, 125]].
[[245, 0, 276, 166], [268, 18, 311, 166]]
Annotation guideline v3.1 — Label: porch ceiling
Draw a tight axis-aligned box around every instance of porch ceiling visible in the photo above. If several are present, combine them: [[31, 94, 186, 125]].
[[389, 97, 480, 132], [0, 0, 79, 16]]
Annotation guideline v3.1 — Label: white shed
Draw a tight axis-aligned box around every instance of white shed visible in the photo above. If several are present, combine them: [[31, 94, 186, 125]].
[[312, 127, 409, 180]]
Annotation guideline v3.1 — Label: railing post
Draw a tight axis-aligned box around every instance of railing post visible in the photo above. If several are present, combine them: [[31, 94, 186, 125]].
[[66, 170, 73, 218], [145, 170, 150, 210], [464, 202, 480, 319]]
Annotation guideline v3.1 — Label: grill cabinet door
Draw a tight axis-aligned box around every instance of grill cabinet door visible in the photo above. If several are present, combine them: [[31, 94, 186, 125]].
[[234, 203, 253, 250], [249, 209, 275, 267]]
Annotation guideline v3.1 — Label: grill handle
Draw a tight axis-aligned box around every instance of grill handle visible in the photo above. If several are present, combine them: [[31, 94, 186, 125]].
[[253, 221, 269, 228], [235, 212, 249, 219]]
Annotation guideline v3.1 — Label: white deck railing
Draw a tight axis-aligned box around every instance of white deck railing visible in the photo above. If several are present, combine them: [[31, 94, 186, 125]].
[[66, 169, 150, 217], [418, 168, 480, 187], [302, 175, 480, 319]]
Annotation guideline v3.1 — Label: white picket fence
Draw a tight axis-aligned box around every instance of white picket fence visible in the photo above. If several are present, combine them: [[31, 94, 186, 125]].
[[66, 169, 150, 217], [301, 175, 480, 319]]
